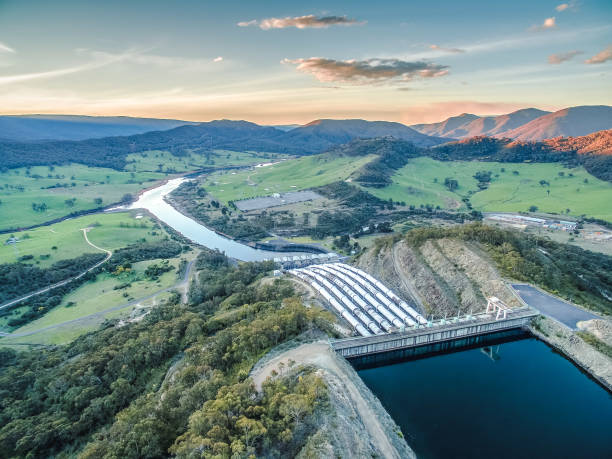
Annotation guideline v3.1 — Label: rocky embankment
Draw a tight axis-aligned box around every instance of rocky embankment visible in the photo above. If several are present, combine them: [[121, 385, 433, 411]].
[[357, 237, 518, 318], [530, 316, 612, 391], [356, 236, 612, 391], [250, 332, 414, 459]]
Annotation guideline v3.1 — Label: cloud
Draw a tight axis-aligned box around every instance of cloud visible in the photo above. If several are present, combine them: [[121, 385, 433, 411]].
[[0, 41, 15, 53], [548, 50, 582, 64], [585, 45, 612, 64], [237, 19, 257, 27], [283, 57, 449, 84], [530, 17, 556, 31], [238, 15, 363, 30], [0, 49, 137, 85], [556, 2, 578, 12], [213, 56, 223, 62], [429, 44, 465, 54]]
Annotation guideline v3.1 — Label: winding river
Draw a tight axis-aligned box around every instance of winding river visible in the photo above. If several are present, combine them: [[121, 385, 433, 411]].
[[127, 177, 300, 261]]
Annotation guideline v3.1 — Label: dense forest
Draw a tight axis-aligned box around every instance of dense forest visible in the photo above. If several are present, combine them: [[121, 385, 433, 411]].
[[0, 249, 336, 457], [401, 223, 612, 315]]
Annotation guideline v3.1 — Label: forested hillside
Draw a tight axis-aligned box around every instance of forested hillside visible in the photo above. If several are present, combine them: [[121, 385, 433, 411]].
[[0, 249, 336, 457]]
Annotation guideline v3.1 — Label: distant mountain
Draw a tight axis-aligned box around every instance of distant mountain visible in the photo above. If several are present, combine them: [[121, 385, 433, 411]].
[[268, 124, 300, 132], [0, 115, 196, 141], [411, 109, 550, 139], [280, 119, 448, 149], [499, 106, 612, 141], [545, 129, 612, 156], [0, 118, 447, 170], [411, 113, 480, 138]]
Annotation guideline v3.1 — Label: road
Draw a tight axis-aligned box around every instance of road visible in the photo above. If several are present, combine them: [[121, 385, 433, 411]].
[[0, 258, 196, 339], [0, 228, 112, 311], [510, 283, 601, 329]]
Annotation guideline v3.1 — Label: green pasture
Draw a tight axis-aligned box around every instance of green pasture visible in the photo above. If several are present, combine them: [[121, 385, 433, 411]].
[[366, 157, 612, 220], [0, 258, 182, 345], [0, 211, 165, 268], [125, 149, 289, 173], [203, 153, 376, 203], [0, 164, 166, 230]]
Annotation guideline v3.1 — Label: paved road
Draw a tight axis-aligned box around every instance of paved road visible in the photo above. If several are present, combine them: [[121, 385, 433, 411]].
[[0, 228, 112, 311], [510, 284, 601, 329], [0, 258, 195, 339]]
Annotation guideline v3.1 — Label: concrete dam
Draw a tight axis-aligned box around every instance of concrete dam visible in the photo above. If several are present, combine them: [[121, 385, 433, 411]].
[[289, 263, 538, 358]]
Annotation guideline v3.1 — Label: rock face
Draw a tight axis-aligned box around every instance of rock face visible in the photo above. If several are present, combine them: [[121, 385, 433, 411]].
[[356, 237, 519, 318]]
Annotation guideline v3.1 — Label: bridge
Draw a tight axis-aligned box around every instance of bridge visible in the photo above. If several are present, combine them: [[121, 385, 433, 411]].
[[288, 263, 539, 358]]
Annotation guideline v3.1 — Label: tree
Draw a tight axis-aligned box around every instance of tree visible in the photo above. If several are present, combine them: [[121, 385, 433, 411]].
[[236, 416, 266, 451], [94, 197, 103, 205], [280, 393, 311, 429], [529, 205, 538, 212], [444, 177, 458, 191]]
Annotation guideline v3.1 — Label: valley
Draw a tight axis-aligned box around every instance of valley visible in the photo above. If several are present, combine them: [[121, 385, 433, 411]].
[[0, 111, 610, 459]]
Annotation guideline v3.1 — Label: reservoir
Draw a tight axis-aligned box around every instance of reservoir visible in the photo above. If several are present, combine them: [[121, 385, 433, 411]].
[[354, 333, 612, 458], [128, 177, 303, 261]]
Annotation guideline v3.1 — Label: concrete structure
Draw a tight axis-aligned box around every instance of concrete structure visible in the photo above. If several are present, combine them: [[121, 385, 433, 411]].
[[331, 307, 538, 358]]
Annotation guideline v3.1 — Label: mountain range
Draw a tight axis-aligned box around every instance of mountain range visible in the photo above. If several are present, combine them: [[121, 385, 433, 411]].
[[410, 105, 612, 141], [0, 115, 197, 142]]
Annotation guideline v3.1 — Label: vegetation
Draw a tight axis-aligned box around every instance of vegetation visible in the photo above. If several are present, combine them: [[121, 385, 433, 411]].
[[0, 249, 334, 457], [365, 157, 611, 220], [403, 223, 612, 315], [201, 153, 376, 203], [576, 331, 612, 359], [0, 212, 166, 268], [0, 164, 164, 230]]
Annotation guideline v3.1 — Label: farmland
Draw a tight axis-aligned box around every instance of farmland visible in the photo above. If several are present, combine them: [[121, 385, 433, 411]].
[[365, 157, 612, 220], [0, 256, 185, 345], [125, 149, 289, 173], [0, 164, 165, 230], [202, 153, 376, 203], [0, 211, 166, 268]]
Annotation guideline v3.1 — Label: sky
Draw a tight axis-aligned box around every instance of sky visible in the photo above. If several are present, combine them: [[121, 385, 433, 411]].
[[0, 0, 611, 124]]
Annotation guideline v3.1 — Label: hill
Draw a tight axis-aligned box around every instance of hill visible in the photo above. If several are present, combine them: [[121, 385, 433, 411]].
[[0, 114, 195, 141], [281, 119, 447, 149], [410, 109, 550, 139], [502, 106, 612, 141], [0, 119, 446, 170], [545, 129, 612, 155]]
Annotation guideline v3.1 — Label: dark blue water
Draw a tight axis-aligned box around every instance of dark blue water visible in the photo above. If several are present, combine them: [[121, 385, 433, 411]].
[[355, 335, 612, 459]]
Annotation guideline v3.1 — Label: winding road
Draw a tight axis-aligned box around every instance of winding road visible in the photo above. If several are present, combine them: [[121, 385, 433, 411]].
[[0, 228, 112, 312], [0, 258, 196, 339]]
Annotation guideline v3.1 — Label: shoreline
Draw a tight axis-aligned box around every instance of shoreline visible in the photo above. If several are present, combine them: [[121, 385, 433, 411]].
[[528, 318, 612, 393]]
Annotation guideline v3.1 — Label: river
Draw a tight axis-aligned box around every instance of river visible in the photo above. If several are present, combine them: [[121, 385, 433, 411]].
[[353, 333, 612, 458], [127, 177, 301, 261]]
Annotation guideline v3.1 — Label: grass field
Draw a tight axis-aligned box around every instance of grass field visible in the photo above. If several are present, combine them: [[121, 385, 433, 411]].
[[125, 149, 289, 173], [202, 153, 376, 203], [0, 164, 167, 230], [0, 257, 183, 345], [366, 157, 612, 220], [0, 211, 165, 268]]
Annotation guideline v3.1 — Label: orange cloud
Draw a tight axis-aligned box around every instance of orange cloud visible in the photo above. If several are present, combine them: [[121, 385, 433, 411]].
[[585, 45, 612, 64], [530, 17, 556, 31], [548, 50, 582, 64], [283, 57, 449, 84]]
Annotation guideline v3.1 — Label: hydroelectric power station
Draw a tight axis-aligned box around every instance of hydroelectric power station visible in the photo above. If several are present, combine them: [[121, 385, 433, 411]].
[[289, 263, 538, 358]]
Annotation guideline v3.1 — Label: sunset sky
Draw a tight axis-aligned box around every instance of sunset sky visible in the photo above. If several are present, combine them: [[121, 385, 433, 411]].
[[1, 0, 611, 124]]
